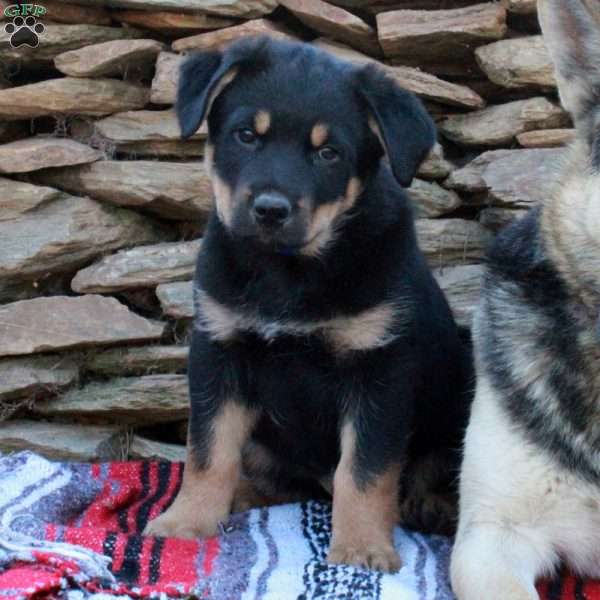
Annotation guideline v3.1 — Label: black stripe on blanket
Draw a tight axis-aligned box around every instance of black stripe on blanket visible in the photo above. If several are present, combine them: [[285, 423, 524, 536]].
[[575, 579, 586, 600], [114, 535, 143, 583], [149, 536, 165, 585], [136, 461, 172, 532], [547, 577, 563, 600]]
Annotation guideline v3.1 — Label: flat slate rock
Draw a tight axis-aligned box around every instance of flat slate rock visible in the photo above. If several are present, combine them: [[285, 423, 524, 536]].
[[56, 0, 278, 17], [392, 65, 486, 110], [0, 355, 79, 402], [0, 78, 149, 120], [439, 97, 568, 147], [29, 1, 111, 24], [408, 179, 461, 218], [72, 239, 201, 293], [475, 36, 555, 90], [129, 436, 186, 461], [517, 128, 575, 148], [151, 52, 183, 105], [35, 374, 189, 424], [446, 148, 564, 207], [0, 177, 62, 221], [71, 110, 205, 157], [32, 161, 212, 220], [0, 191, 169, 295], [279, 0, 380, 55], [78, 108, 206, 147], [433, 264, 483, 328], [156, 280, 194, 319], [113, 10, 234, 34], [327, 1, 487, 11], [416, 218, 493, 267], [505, 0, 536, 13], [314, 39, 485, 110], [0, 137, 102, 174], [115, 140, 206, 157], [0, 24, 144, 65], [377, 3, 507, 63], [172, 18, 295, 52], [55, 39, 166, 77], [0, 420, 123, 461], [417, 144, 454, 180], [0, 295, 165, 357], [86, 344, 188, 376]]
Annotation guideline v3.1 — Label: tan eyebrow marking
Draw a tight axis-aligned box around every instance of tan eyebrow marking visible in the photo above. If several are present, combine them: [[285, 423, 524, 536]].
[[254, 110, 271, 135], [311, 123, 329, 148]]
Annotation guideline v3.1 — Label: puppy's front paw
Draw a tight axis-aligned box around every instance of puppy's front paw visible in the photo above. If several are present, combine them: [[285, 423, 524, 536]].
[[143, 507, 219, 539], [327, 543, 401, 573]]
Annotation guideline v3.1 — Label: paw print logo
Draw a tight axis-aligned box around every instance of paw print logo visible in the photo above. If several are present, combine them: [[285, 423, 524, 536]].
[[5, 15, 45, 48]]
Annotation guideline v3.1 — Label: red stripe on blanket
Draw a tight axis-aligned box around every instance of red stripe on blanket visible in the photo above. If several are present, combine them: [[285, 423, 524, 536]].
[[203, 537, 220, 577], [0, 563, 64, 600], [62, 526, 105, 555], [156, 536, 203, 587], [583, 579, 600, 598], [110, 530, 128, 574], [563, 576, 576, 599]]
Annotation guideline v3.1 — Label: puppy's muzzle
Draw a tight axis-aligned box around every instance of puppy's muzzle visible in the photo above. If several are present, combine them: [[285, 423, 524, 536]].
[[252, 192, 291, 229]]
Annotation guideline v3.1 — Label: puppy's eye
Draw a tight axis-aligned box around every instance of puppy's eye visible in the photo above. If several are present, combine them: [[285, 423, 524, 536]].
[[235, 128, 258, 146], [318, 146, 339, 163]]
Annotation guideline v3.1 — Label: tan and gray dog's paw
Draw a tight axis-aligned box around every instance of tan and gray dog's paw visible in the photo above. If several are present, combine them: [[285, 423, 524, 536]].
[[327, 543, 401, 573], [143, 505, 219, 540]]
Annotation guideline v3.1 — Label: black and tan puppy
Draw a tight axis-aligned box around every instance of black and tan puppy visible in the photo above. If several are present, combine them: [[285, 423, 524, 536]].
[[145, 37, 473, 572], [451, 1, 600, 598]]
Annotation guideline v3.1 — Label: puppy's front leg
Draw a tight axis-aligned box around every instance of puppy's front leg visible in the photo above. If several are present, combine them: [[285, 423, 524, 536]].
[[328, 422, 402, 573], [145, 334, 255, 539]]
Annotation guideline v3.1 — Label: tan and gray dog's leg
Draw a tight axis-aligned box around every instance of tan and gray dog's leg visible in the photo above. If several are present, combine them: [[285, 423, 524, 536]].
[[145, 402, 255, 539], [328, 423, 401, 573]]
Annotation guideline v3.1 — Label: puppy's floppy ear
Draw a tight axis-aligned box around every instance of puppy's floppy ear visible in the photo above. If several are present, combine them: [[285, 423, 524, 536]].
[[356, 64, 436, 187], [176, 37, 267, 139], [537, 0, 600, 132]]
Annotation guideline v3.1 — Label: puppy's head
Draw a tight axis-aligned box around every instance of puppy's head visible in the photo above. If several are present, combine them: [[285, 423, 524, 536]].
[[177, 37, 435, 257]]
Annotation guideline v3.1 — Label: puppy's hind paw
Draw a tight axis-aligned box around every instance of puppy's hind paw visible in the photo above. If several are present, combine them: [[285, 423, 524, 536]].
[[327, 544, 402, 573]]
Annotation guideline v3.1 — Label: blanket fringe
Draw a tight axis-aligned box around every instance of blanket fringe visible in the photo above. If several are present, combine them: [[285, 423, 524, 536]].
[[0, 526, 115, 584]]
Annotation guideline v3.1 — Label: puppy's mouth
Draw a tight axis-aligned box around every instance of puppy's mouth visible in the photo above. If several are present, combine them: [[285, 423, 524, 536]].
[[257, 231, 315, 255], [274, 235, 319, 256], [236, 225, 319, 256]]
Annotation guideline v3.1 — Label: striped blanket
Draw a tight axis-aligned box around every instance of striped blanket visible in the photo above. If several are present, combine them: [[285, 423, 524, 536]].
[[0, 452, 595, 599]]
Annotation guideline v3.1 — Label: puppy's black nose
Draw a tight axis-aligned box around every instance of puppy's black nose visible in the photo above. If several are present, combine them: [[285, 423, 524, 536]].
[[252, 193, 291, 227]]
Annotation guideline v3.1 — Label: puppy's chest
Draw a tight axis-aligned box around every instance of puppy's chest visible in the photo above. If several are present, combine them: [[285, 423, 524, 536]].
[[194, 287, 402, 355]]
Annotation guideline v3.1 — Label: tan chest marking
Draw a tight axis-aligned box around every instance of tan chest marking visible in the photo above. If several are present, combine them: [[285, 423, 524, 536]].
[[324, 303, 398, 355], [195, 288, 401, 354]]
